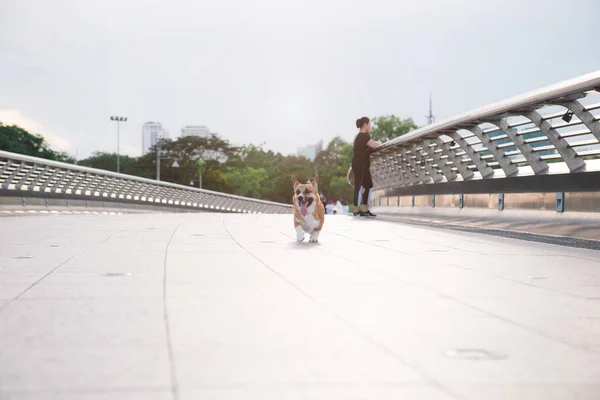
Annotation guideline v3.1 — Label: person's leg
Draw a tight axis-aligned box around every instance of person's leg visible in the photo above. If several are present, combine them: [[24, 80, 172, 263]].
[[362, 187, 370, 206], [360, 186, 370, 212], [361, 187, 377, 217], [357, 185, 363, 208], [352, 163, 363, 215], [355, 186, 369, 214], [353, 185, 361, 215], [362, 168, 374, 212], [352, 185, 362, 215]]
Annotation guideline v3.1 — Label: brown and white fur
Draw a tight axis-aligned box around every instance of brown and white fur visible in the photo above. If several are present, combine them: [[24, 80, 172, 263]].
[[292, 175, 325, 243]]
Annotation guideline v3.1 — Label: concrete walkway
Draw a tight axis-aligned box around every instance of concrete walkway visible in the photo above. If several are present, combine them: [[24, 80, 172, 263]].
[[1, 213, 599, 400]]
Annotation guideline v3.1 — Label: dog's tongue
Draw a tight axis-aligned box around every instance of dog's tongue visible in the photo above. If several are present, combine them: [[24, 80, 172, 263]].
[[300, 203, 308, 217]]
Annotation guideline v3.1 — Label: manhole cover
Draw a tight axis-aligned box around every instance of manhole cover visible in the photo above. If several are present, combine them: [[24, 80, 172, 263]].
[[102, 272, 133, 277], [11, 256, 33, 259], [442, 348, 507, 360]]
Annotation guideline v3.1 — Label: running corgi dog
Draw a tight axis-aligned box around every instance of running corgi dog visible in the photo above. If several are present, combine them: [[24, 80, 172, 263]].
[[292, 175, 325, 243]]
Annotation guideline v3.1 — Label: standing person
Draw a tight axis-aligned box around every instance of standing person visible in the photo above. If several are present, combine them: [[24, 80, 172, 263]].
[[335, 200, 344, 215], [352, 117, 381, 217], [326, 200, 335, 215]]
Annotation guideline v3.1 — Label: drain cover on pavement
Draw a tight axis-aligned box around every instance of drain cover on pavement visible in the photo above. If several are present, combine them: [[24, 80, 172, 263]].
[[442, 348, 507, 360]]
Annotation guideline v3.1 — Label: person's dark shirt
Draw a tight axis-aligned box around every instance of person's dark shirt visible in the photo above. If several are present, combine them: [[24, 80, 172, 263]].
[[353, 132, 371, 166]]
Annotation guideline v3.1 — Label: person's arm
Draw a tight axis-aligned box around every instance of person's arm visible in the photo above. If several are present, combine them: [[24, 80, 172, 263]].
[[366, 139, 381, 149]]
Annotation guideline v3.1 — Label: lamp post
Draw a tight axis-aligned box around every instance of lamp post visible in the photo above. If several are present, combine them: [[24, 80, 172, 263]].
[[191, 173, 202, 188], [196, 160, 206, 189], [193, 151, 225, 190], [110, 116, 127, 173], [156, 140, 179, 181], [156, 140, 161, 181]]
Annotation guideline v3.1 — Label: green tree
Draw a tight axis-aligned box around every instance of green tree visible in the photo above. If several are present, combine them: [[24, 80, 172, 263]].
[[78, 152, 137, 174], [0, 123, 74, 162], [153, 135, 237, 189], [264, 153, 314, 203], [314, 136, 354, 203], [370, 115, 418, 143], [328, 176, 353, 203], [224, 166, 269, 198], [230, 144, 280, 197], [131, 151, 160, 179]]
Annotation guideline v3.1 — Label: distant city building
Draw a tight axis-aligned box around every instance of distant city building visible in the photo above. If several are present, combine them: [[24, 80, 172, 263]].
[[297, 139, 323, 161], [181, 125, 211, 138], [142, 122, 169, 154]]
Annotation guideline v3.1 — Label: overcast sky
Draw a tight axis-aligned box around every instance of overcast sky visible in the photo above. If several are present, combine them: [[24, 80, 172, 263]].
[[1, 0, 599, 159]]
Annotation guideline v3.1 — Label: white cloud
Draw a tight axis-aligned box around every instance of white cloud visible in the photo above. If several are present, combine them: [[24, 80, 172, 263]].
[[0, 110, 72, 152]]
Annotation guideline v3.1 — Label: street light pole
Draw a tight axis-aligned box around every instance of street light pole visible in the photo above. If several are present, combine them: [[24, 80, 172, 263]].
[[156, 142, 180, 182], [110, 116, 127, 173], [156, 140, 161, 181]]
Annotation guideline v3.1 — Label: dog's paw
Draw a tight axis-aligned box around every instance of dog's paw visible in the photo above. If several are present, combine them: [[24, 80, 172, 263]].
[[309, 238, 318, 243]]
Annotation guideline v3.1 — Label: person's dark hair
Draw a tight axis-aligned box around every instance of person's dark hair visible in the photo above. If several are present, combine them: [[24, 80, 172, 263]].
[[356, 117, 370, 129]]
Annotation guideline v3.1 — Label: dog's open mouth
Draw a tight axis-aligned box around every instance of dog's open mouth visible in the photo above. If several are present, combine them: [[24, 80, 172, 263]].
[[298, 197, 314, 217]]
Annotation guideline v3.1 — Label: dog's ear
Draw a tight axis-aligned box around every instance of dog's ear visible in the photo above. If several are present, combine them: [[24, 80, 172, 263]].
[[312, 175, 319, 190], [291, 175, 300, 187]]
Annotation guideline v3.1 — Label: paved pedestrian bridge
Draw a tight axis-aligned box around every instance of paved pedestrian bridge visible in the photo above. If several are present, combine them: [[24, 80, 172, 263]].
[[1, 212, 600, 400], [2, 71, 600, 399]]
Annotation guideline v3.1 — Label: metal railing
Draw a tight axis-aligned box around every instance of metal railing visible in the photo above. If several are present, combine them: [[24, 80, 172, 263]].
[[353, 71, 600, 191], [0, 150, 292, 214]]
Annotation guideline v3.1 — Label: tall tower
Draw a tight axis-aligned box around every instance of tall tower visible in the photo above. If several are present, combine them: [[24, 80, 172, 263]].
[[426, 92, 435, 125], [142, 122, 169, 155]]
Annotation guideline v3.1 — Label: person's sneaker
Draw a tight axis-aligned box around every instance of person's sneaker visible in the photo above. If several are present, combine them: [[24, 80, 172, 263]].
[[363, 210, 377, 217], [352, 212, 361, 217]]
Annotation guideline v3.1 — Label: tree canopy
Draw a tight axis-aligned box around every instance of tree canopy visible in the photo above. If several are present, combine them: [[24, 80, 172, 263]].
[[370, 115, 418, 143], [0, 123, 74, 163]]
